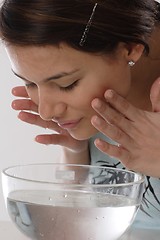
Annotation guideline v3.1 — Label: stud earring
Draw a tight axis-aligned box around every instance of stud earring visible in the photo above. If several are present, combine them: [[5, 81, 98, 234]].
[[128, 60, 135, 67]]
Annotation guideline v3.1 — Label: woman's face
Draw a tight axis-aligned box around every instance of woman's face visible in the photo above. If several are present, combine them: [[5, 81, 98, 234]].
[[6, 43, 131, 140]]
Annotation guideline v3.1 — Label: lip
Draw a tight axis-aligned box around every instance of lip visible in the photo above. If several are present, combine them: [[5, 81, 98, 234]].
[[57, 118, 82, 129]]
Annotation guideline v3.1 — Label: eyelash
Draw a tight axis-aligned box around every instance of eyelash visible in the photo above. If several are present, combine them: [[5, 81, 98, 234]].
[[25, 82, 36, 88], [59, 80, 79, 92], [25, 80, 80, 91]]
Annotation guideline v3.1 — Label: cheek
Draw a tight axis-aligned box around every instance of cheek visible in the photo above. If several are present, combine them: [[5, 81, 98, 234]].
[[86, 83, 109, 103], [72, 86, 106, 113], [112, 78, 131, 97], [108, 68, 131, 97]]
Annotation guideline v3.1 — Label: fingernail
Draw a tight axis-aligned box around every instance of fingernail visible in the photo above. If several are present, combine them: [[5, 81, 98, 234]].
[[92, 98, 102, 109], [94, 138, 104, 148], [11, 102, 16, 109], [11, 88, 16, 95], [92, 116, 102, 126], [105, 89, 114, 99]]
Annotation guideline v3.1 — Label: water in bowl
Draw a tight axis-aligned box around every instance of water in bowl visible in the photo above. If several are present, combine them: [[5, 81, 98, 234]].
[[7, 189, 138, 240]]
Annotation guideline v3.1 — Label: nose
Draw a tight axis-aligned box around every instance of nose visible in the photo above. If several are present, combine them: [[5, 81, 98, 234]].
[[38, 89, 67, 121]]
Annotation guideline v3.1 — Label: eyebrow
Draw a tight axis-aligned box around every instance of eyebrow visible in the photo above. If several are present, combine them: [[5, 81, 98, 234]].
[[12, 68, 80, 82]]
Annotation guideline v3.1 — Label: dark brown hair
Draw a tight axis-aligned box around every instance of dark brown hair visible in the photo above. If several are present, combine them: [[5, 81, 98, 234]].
[[0, 0, 159, 54]]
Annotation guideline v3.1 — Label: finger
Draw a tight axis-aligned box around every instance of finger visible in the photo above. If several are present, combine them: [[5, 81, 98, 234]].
[[91, 115, 133, 149], [91, 98, 130, 131], [35, 134, 69, 147], [35, 134, 63, 145], [94, 138, 131, 169], [12, 86, 29, 98], [104, 89, 140, 121], [18, 111, 62, 133], [12, 99, 38, 112]]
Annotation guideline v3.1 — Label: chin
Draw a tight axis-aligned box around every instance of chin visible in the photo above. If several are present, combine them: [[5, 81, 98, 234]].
[[69, 127, 99, 141]]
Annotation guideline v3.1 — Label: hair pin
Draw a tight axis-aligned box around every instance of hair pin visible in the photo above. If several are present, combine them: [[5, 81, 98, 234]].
[[79, 3, 98, 47]]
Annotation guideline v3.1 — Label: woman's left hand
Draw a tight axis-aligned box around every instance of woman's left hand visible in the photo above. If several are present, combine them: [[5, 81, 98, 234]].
[[91, 78, 160, 177]]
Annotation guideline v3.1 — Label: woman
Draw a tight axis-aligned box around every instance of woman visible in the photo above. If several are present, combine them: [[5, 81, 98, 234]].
[[0, 0, 160, 229]]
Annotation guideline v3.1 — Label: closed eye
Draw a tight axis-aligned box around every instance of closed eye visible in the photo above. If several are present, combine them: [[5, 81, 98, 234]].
[[25, 82, 37, 88], [59, 79, 80, 92]]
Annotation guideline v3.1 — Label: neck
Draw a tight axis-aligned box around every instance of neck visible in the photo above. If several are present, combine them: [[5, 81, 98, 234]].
[[127, 26, 160, 111]]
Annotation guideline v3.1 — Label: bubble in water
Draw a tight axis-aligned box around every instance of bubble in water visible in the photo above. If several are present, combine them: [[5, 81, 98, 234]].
[[64, 194, 67, 198], [40, 233, 44, 237], [49, 197, 52, 201]]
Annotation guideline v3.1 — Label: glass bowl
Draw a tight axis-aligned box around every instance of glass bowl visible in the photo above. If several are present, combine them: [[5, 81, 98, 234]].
[[2, 163, 145, 240]]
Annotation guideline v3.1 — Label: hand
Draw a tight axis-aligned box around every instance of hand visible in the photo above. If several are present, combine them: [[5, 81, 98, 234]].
[[11, 86, 88, 155], [91, 78, 160, 177]]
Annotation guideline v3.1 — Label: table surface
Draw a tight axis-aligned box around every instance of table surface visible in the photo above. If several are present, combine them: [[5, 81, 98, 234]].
[[0, 221, 159, 240]]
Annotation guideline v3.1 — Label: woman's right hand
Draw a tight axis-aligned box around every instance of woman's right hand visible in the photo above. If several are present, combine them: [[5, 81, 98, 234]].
[[11, 86, 89, 157]]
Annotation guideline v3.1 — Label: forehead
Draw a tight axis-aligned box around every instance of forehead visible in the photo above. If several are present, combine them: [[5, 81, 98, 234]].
[[5, 42, 113, 66], [5, 43, 78, 65], [5, 44, 87, 78], [6, 43, 100, 64], [5, 43, 120, 84], [5, 43, 112, 76]]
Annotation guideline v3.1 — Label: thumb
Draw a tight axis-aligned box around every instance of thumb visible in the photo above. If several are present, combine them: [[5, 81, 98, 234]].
[[150, 77, 160, 112]]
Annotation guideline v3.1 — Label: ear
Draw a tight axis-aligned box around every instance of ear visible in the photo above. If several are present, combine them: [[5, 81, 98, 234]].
[[150, 77, 160, 112], [125, 43, 145, 63]]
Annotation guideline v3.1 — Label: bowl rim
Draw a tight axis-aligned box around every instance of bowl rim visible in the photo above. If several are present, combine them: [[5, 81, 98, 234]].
[[2, 163, 145, 187]]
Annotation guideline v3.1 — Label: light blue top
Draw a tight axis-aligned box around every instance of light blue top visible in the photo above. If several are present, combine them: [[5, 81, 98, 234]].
[[89, 132, 160, 229]]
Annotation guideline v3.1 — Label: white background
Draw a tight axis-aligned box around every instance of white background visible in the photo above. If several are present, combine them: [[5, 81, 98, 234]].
[[0, 44, 61, 221]]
